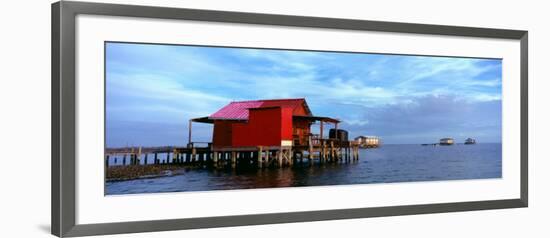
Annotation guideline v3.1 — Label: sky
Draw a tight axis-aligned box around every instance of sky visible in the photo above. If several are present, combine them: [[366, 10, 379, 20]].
[[105, 42, 502, 147]]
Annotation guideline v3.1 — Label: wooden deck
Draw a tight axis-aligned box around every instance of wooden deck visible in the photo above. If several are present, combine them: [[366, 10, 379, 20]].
[[105, 138, 360, 169]]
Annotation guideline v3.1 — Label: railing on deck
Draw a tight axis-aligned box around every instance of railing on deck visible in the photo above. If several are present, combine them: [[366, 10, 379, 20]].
[[308, 134, 351, 147]]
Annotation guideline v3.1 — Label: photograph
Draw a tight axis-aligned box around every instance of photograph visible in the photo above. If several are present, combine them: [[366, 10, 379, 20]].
[[104, 42, 503, 195]]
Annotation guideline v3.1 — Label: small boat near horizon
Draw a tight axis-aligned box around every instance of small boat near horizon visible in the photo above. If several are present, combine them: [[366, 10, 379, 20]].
[[465, 138, 476, 145]]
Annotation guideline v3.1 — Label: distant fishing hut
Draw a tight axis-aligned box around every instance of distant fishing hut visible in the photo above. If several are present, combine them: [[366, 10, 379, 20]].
[[354, 136, 380, 148], [187, 98, 360, 168], [439, 138, 454, 145]]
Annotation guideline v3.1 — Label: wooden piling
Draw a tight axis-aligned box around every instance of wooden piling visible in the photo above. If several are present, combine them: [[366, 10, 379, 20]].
[[186, 150, 191, 164], [344, 147, 348, 162], [258, 146, 263, 168], [289, 149, 294, 166], [138, 146, 142, 165], [320, 141, 325, 163], [330, 141, 335, 162], [214, 151, 219, 167], [308, 136, 314, 163], [192, 147, 197, 163], [130, 147, 135, 165], [206, 151, 211, 162], [277, 149, 283, 167]]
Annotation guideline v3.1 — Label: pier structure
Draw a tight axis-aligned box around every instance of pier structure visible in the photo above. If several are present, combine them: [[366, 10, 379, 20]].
[[105, 98, 360, 169], [105, 138, 359, 169]]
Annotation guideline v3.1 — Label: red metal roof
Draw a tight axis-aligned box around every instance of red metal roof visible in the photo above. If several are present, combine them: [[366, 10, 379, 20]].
[[209, 98, 311, 120]]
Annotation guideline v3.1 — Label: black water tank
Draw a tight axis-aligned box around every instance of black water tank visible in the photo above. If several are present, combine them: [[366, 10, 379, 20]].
[[329, 129, 348, 141]]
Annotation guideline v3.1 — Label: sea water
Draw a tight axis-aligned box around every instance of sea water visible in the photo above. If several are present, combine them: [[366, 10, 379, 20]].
[[106, 143, 501, 195]]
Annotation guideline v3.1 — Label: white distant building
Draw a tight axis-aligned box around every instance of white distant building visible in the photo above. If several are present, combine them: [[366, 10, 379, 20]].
[[439, 138, 454, 145], [354, 136, 380, 148]]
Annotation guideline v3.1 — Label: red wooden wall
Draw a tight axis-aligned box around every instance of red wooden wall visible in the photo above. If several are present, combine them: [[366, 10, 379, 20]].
[[280, 107, 294, 141], [231, 107, 293, 147], [212, 120, 238, 147]]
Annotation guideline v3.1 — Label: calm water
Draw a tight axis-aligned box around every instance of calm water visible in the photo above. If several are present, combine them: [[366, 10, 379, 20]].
[[106, 143, 502, 195]]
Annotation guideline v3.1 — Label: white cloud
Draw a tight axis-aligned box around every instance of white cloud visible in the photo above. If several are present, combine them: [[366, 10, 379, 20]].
[[107, 72, 231, 120], [344, 119, 369, 126]]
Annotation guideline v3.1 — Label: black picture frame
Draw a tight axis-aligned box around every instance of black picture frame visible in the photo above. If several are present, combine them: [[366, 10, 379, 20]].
[[52, 1, 528, 237]]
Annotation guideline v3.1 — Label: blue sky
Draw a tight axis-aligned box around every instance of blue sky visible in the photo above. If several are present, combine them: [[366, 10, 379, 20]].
[[106, 42, 502, 147]]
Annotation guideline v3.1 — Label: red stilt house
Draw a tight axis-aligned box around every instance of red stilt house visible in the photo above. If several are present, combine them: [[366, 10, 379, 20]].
[[189, 98, 340, 149]]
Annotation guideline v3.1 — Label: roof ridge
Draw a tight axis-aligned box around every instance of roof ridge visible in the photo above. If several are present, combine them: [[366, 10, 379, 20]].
[[229, 98, 305, 103], [210, 98, 310, 120]]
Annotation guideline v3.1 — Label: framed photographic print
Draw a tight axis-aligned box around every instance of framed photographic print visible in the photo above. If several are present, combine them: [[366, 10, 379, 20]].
[[52, 1, 528, 237]]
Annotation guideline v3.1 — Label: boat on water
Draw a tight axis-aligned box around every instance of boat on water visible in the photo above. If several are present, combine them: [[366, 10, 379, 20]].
[[439, 138, 454, 145], [465, 138, 476, 145]]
